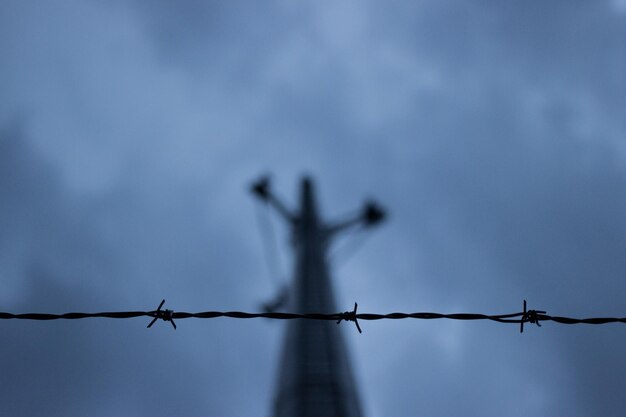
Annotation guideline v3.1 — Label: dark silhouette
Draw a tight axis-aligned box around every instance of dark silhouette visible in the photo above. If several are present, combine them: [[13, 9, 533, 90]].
[[251, 175, 384, 417]]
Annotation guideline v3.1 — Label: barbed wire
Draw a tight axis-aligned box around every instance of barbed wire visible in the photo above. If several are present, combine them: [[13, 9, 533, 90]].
[[1, 300, 624, 334]]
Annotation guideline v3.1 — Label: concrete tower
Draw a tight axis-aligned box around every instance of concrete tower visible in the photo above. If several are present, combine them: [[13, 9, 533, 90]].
[[251, 176, 385, 417]]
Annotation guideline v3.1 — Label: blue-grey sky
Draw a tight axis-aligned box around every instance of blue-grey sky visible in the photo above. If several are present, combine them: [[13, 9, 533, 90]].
[[1, 1, 625, 416]]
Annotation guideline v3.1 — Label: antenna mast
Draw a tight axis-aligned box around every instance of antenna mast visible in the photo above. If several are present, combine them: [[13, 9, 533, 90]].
[[251, 175, 385, 417]]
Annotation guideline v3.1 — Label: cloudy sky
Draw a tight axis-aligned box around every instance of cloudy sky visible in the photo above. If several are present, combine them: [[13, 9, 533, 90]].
[[1, 1, 625, 416]]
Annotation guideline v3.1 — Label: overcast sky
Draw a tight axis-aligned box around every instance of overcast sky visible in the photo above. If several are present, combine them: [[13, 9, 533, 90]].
[[1, 1, 625, 416]]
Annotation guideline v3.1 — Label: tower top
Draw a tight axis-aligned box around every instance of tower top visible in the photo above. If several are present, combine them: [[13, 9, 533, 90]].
[[299, 176, 318, 224]]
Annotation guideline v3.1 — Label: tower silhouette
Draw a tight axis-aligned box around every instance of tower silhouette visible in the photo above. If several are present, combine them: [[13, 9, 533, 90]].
[[251, 176, 385, 417]]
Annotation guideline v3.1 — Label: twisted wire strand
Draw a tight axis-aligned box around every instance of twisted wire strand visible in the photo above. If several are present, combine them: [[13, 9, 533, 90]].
[[1, 301, 625, 332]]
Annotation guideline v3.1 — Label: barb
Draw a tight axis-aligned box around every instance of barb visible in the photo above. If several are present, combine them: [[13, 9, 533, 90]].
[[1, 300, 625, 333], [337, 302, 362, 333], [147, 299, 176, 330], [520, 299, 546, 333]]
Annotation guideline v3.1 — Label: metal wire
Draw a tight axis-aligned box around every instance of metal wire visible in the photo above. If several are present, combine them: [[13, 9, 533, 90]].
[[1, 300, 624, 333]]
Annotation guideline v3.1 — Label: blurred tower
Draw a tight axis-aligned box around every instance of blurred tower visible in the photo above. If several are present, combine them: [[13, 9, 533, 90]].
[[251, 176, 385, 417]]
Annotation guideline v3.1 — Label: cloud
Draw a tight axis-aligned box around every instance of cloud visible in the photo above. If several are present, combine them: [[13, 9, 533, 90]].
[[1, 1, 625, 416]]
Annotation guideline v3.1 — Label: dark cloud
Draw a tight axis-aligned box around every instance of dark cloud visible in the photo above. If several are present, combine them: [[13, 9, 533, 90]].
[[1, 1, 625, 416], [0, 121, 278, 417]]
